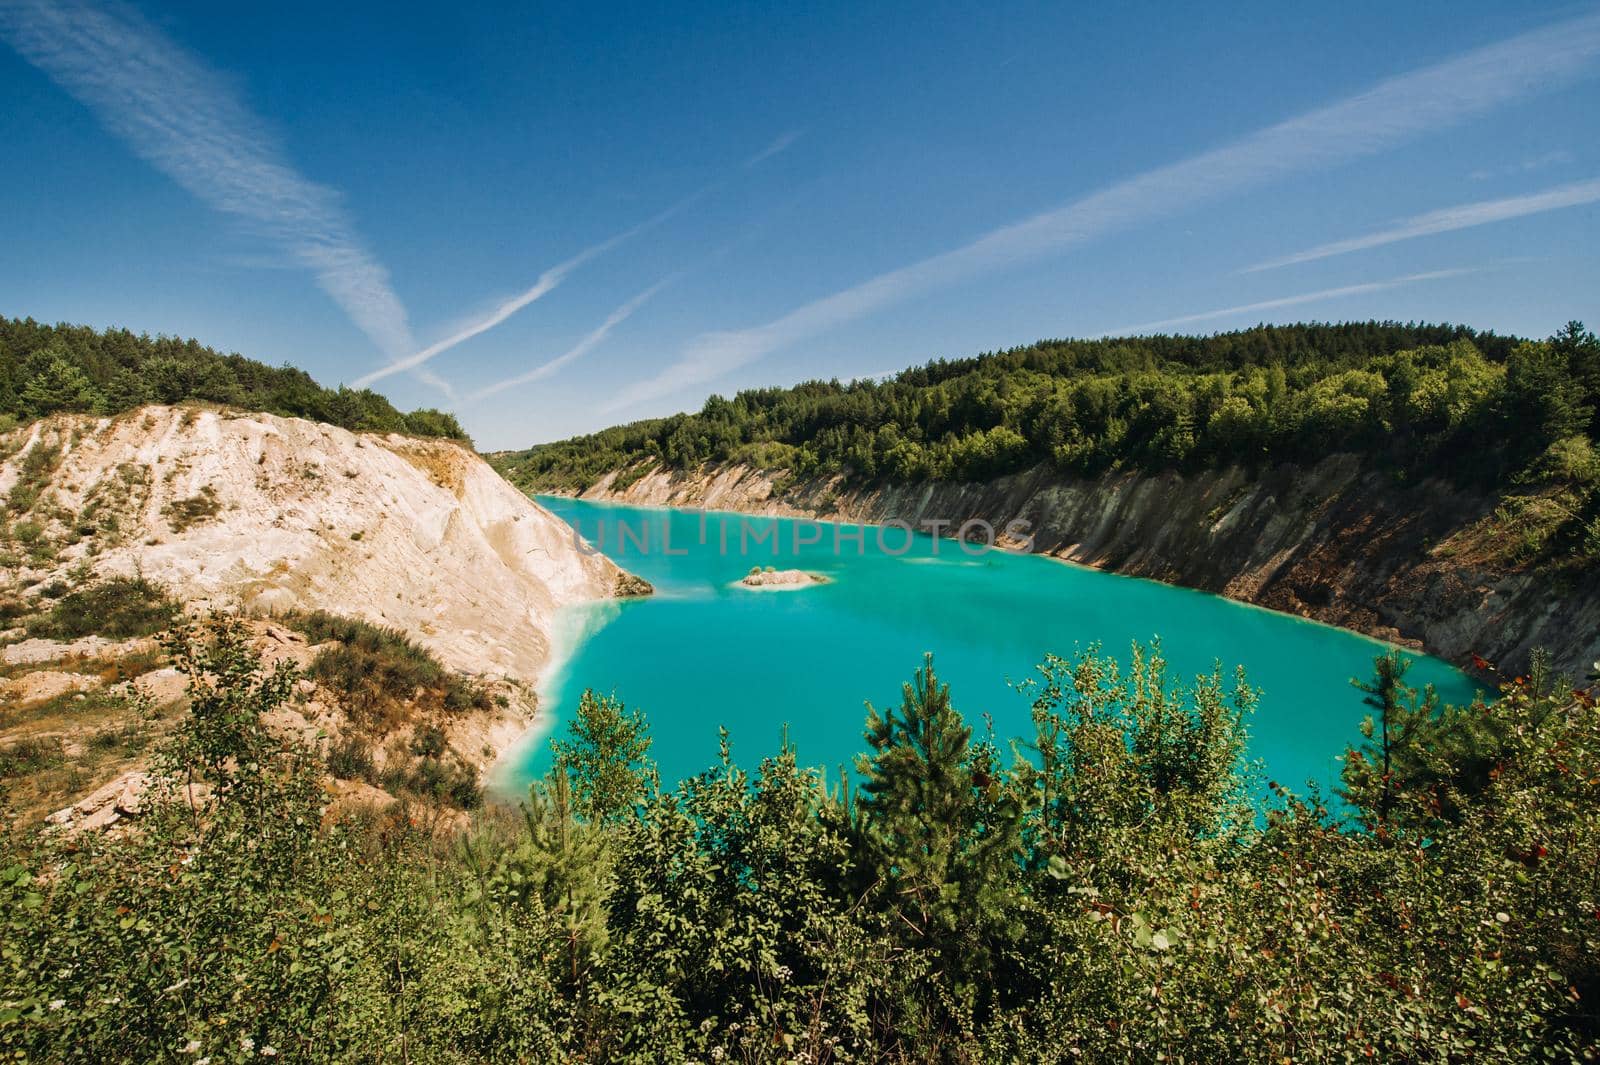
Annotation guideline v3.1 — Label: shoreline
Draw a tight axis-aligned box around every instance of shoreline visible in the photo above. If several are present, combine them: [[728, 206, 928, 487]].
[[484, 596, 627, 801]]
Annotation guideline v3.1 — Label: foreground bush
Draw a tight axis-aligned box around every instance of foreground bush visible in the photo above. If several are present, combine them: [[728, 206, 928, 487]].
[[1, 624, 1595, 1061]]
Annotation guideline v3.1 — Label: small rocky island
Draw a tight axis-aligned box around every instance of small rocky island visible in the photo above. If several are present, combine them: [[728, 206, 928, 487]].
[[739, 566, 830, 590]]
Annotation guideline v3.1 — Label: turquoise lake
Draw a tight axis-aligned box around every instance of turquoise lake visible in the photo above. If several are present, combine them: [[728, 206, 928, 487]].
[[504, 497, 1483, 800]]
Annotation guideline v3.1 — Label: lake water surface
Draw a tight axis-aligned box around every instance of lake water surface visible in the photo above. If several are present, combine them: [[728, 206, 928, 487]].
[[503, 497, 1483, 800]]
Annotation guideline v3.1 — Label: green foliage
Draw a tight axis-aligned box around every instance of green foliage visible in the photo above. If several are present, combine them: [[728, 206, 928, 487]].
[[1, 638, 1596, 1061], [284, 609, 492, 725], [0, 618, 370, 1062], [325, 734, 376, 780], [0, 317, 469, 441], [381, 755, 484, 810], [23, 575, 181, 641], [495, 321, 1548, 493], [5, 438, 62, 516], [1503, 339, 1594, 453], [158, 616, 299, 791], [17, 354, 103, 418], [549, 689, 654, 823], [1019, 641, 1255, 857], [1528, 434, 1600, 488], [854, 654, 1023, 1032], [1341, 650, 1448, 829]]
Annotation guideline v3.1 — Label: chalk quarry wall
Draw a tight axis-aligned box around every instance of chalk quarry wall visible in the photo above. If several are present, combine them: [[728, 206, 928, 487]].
[[568, 458, 1600, 679]]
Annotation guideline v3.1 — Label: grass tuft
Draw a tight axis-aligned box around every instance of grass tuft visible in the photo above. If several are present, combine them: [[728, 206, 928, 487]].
[[283, 610, 492, 728], [24, 576, 181, 641]]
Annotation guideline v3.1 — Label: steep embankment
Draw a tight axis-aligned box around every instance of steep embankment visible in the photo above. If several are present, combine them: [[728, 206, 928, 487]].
[[1, 406, 631, 682], [0, 407, 646, 823], [565, 458, 1600, 678], [4, 402, 643, 674]]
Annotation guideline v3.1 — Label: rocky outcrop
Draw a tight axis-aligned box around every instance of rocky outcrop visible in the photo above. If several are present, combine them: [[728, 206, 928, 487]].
[[0, 669, 97, 706], [568, 459, 1600, 678], [45, 771, 211, 834], [739, 568, 828, 589]]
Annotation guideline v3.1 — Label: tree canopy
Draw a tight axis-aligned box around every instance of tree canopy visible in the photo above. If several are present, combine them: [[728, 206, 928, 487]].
[[0, 317, 469, 442], [495, 320, 1600, 492]]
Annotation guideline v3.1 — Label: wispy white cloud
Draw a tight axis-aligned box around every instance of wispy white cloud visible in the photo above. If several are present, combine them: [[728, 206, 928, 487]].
[[1468, 148, 1575, 181], [1243, 177, 1600, 272], [410, 366, 457, 400], [604, 8, 1600, 415], [357, 131, 803, 391], [744, 129, 802, 169], [465, 274, 678, 403], [0, 0, 416, 362], [1103, 269, 1476, 335], [353, 188, 709, 389]]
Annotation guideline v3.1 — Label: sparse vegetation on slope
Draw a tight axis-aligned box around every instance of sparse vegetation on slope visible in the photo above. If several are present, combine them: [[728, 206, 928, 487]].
[[0, 684, 166, 825], [21, 576, 182, 641], [283, 610, 495, 726], [276, 610, 493, 810], [0, 403, 628, 689]]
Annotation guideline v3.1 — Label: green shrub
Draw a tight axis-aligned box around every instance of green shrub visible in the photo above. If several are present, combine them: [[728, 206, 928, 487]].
[[1, 636, 1594, 1061], [0, 735, 65, 776], [4, 440, 62, 516], [326, 735, 377, 781], [1530, 434, 1600, 485], [24, 576, 181, 640], [284, 610, 491, 726], [380, 756, 481, 809], [161, 485, 221, 531], [410, 722, 447, 759]]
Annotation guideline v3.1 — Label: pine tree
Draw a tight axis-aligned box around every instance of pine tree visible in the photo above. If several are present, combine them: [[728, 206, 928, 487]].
[[1552, 319, 1600, 433], [855, 655, 1021, 1023], [1503, 340, 1592, 451], [19, 355, 104, 418], [1341, 651, 1447, 831]]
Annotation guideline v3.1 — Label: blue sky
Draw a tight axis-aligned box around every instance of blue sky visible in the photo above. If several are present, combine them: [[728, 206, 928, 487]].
[[2, 0, 1598, 449]]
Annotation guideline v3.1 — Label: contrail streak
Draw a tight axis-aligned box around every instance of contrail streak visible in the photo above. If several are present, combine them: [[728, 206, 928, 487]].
[[1104, 269, 1476, 335], [357, 128, 802, 389], [467, 274, 679, 402], [1243, 177, 1600, 271], [354, 188, 707, 388], [603, 8, 1600, 415]]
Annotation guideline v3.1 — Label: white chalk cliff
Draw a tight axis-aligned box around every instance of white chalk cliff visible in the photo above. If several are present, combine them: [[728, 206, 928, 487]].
[[1, 406, 634, 684]]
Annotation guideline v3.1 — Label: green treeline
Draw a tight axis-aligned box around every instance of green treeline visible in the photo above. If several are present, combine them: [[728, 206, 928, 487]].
[[499, 319, 1598, 491], [0, 317, 468, 441], [3, 619, 1596, 1061]]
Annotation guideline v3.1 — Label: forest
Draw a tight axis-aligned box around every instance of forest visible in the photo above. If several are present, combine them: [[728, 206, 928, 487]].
[[498, 320, 1598, 493], [1, 618, 1595, 1061], [0, 318, 467, 441]]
